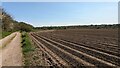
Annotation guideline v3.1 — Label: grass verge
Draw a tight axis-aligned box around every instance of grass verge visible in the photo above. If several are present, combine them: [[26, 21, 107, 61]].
[[0, 34, 16, 48], [21, 32, 35, 65], [0, 31, 12, 39]]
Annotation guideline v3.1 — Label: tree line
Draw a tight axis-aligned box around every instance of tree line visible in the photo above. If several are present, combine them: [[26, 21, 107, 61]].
[[35, 24, 120, 30]]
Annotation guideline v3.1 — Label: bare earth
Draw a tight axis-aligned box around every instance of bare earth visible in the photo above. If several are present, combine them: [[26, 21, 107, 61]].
[[0, 32, 23, 67], [30, 29, 119, 67]]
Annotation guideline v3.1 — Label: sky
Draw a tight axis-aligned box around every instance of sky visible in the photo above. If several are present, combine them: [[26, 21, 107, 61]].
[[1, 0, 119, 2], [2, 2, 118, 27]]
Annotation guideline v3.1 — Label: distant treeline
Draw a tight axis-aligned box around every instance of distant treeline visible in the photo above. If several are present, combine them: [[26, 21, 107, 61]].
[[1, 8, 34, 32], [35, 24, 120, 30]]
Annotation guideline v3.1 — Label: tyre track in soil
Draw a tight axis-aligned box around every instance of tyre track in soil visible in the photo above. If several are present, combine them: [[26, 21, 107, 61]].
[[41, 35, 120, 66], [38, 35, 117, 67], [47, 33, 119, 53], [30, 33, 69, 67], [31, 32, 119, 67], [41, 33, 119, 57], [31, 33, 95, 67]]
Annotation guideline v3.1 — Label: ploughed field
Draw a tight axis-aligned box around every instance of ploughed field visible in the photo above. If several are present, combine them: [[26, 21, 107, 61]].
[[30, 29, 119, 67]]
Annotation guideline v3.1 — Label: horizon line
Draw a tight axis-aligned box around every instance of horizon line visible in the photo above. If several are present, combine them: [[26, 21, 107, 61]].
[[34, 23, 119, 27]]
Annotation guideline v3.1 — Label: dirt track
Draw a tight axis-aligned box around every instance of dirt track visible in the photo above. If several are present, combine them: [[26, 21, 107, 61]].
[[0, 32, 23, 67]]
